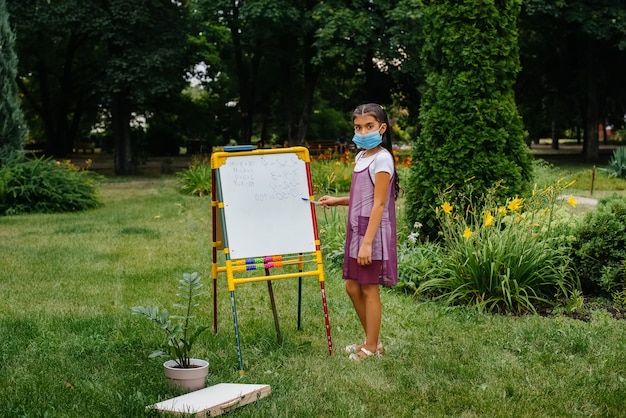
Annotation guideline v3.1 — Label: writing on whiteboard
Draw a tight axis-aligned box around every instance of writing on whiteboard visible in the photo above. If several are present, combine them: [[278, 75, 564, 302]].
[[226, 156, 303, 200]]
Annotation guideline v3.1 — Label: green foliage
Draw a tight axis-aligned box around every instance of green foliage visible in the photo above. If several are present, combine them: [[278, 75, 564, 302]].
[[418, 180, 580, 314], [0, 155, 102, 215], [317, 206, 347, 272], [309, 157, 353, 195], [132, 272, 209, 368], [605, 147, 626, 179], [611, 261, 626, 307], [177, 155, 212, 197], [405, 0, 533, 239], [394, 230, 444, 295], [570, 194, 626, 295], [0, 0, 26, 163]]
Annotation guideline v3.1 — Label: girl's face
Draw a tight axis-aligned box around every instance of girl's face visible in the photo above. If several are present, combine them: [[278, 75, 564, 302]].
[[353, 114, 387, 136]]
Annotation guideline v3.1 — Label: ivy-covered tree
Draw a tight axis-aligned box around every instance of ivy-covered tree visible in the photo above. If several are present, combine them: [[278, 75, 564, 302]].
[[405, 0, 533, 238], [0, 0, 26, 164]]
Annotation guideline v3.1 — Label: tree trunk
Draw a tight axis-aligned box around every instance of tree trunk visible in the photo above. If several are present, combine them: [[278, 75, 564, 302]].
[[551, 119, 559, 150], [295, 65, 320, 146], [112, 92, 134, 175], [583, 40, 600, 163], [295, 27, 320, 146]]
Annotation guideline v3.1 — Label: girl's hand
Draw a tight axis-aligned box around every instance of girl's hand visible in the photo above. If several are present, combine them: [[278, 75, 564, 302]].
[[357, 242, 373, 266], [317, 195, 335, 207]]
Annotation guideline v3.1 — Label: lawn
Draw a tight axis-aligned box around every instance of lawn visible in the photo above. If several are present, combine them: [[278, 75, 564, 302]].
[[1, 172, 626, 417]]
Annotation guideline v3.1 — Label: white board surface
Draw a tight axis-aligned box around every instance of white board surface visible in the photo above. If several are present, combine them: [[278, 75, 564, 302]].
[[217, 151, 317, 259]]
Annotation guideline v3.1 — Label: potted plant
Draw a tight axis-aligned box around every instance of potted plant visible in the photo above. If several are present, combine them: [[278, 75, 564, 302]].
[[132, 271, 210, 392]]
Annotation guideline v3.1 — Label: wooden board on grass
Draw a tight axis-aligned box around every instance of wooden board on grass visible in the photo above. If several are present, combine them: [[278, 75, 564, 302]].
[[149, 383, 271, 416]]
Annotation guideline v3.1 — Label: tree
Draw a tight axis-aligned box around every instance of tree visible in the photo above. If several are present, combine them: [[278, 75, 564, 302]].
[[0, 0, 26, 164], [7, 0, 103, 157], [8, 0, 193, 174], [405, 0, 534, 239], [98, 0, 192, 175], [521, 0, 626, 162]]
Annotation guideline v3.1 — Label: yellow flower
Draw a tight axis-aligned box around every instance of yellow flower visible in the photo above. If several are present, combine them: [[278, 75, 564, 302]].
[[441, 202, 453, 215], [463, 227, 473, 239], [566, 195, 578, 208], [507, 196, 524, 212], [483, 210, 494, 227], [497, 206, 507, 216]]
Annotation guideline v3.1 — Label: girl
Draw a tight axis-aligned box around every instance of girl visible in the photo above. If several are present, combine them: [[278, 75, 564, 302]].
[[318, 103, 399, 361]]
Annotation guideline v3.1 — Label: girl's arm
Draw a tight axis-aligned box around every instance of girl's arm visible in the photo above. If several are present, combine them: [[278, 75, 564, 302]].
[[317, 195, 349, 207], [357, 171, 391, 266]]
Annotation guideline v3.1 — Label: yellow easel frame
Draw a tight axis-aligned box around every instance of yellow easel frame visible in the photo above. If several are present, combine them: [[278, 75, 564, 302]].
[[210, 146, 333, 373]]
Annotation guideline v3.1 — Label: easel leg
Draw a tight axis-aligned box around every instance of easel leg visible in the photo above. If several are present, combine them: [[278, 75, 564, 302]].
[[297, 254, 303, 331], [213, 276, 218, 334], [265, 268, 282, 344], [297, 277, 302, 331], [230, 291, 245, 374], [320, 281, 333, 355]]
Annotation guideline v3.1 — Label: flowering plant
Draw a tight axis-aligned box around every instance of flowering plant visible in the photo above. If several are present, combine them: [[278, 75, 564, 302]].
[[418, 179, 581, 314]]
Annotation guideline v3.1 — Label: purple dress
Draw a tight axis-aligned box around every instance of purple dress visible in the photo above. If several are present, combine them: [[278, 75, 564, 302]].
[[342, 156, 398, 286]]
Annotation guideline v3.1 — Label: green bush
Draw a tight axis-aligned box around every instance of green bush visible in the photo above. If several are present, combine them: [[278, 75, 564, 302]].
[[394, 228, 445, 295], [404, 1, 533, 239], [177, 155, 211, 196], [570, 194, 626, 296], [417, 180, 579, 314], [0, 156, 102, 215]]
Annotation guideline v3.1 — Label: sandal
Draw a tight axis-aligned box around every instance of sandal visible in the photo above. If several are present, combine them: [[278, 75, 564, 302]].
[[348, 347, 380, 362], [344, 342, 384, 355]]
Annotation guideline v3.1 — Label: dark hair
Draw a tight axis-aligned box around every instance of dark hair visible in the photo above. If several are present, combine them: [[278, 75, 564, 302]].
[[352, 103, 400, 199]]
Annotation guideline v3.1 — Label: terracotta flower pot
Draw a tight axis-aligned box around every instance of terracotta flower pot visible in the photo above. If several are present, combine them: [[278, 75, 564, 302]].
[[163, 359, 209, 392]]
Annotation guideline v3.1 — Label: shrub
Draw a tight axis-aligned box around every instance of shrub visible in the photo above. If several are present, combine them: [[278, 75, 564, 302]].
[[404, 1, 533, 240], [0, 156, 102, 215], [417, 180, 580, 314], [570, 194, 626, 296], [177, 155, 211, 197], [394, 225, 445, 295]]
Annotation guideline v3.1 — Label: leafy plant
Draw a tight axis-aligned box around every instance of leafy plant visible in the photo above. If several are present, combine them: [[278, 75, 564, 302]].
[[394, 233, 445, 295], [310, 158, 353, 195], [317, 206, 347, 272], [0, 155, 102, 215], [611, 261, 626, 307], [132, 272, 209, 368], [604, 147, 626, 179], [177, 155, 211, 196], [418, 180, 580, 314]]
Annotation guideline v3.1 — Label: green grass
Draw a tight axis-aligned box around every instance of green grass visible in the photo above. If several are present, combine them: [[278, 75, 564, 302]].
[[1, 177, 626, 417], [534, 157, 626, 200]]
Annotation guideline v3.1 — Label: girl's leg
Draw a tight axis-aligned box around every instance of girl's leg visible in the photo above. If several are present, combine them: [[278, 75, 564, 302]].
[[345, 279, 367, 334], [346, 280, 381, 354], [360, 284, 381, 353]]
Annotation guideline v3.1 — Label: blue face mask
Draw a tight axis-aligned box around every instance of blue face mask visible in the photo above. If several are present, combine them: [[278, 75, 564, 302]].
[[352, 130, 382, 150]]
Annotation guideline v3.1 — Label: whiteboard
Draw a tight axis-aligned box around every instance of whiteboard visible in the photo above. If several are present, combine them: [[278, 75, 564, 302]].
[[215, 149, 317, 259]]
